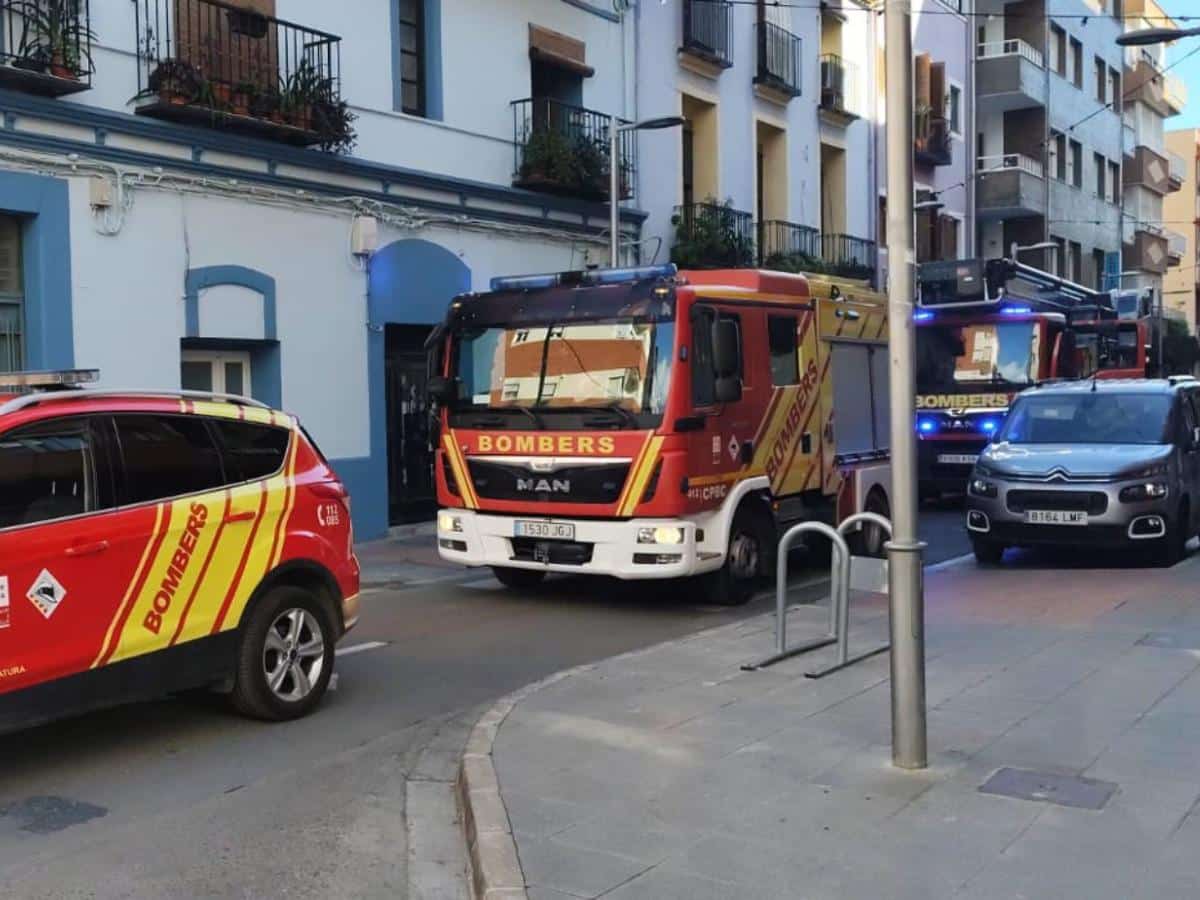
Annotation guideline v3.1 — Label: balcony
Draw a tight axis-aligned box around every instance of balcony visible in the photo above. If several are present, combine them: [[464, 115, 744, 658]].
[[511, 98, 633, 202], [753, 21, 801, 102], [1125, 55, 1185, 118], [757, 221, 876, 280], [1168, 150, 1186, 192], [1125, 227, 1170, 275], [819, 54, 858, 124], [976, 39, 1046, 112], [976, 153, 1046, 220], [0, 0, 93, 96], [680, 0, 733, 75], [671, 202, 754, 269], [1167, 229, 1186, 264], [914, 111, 952, 168], [132, 0, 350, 151], [1124, 145, 1173, 195]]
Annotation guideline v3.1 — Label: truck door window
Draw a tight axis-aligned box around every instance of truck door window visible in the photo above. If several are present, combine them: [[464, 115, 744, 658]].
[[0, 418, 101, 529], [768, 315, 799, 385], [692, 307, 743, 406]]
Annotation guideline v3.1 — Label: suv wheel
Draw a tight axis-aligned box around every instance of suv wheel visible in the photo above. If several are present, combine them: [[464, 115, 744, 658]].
[[231, 586, 335, 721], [972, 539, 1005, 566], [491, 566, 547, 590]]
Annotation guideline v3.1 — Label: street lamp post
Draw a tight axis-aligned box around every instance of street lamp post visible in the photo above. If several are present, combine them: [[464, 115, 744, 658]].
[[884, 0, 927, 771], [610, 116, 686, 266]]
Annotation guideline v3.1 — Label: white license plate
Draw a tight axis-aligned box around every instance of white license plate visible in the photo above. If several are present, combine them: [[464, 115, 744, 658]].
[[514, 520, 576, 540], [938, 454, 978, 465], [1025, 510, 1088, 526]]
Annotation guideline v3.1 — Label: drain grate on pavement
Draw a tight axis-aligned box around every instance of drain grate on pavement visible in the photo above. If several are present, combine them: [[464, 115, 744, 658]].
[[0, 796, 108, 834], [978, 768, 1117, 811]]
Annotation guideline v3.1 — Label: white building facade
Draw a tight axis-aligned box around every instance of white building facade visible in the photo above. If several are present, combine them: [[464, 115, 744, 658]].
[[0, 0, 641, 539]]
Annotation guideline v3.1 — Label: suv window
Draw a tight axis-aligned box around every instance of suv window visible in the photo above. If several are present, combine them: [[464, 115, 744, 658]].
[[115, 415, 225, 505], [0, 418, 101, 528], [212, 419, 291, 482]]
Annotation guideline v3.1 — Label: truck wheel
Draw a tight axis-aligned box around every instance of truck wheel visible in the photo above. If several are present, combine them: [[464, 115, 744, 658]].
[[854, 490, 891, 559], [231, 585, 335, 722], [491, 566, 547, 590], [697, 506, 772, 606], [972, 539, 1005, 566]]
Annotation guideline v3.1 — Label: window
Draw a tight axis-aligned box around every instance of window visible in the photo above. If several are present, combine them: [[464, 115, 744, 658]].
[[397, 0, 425, 116], [1069, 139, 1083, 188], [1093, 248, 1107, 289], [211, 419, 290, 483], [181, 350, 251, 397], [1070, 37, 1083, 88], [768, 316, 799, 385], [1050, 25, 1066, 76], [0, 419, 101, 529], [691, 307, 741, 406], [1108, 160, 1120, 203], [1051, 235, 1066, 275], [877, 195, 887, 246], [947, 83, 962, 135], [1068, 240, 1082, 283], [0, 216, 22, 374], [115, 415, 225, 505], [1095, 56, 1106, 103], [938, 215, 960, 261], [1050, 131, 1066, 181], [1095, 152, 1106, 197], [1109, 67, 1121, 112]]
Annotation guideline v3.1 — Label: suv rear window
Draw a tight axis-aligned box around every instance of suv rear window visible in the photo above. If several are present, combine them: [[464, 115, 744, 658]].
[[115, 415, 225, 504], [0, 419, 99, 528], [212, 419, 290, 482]]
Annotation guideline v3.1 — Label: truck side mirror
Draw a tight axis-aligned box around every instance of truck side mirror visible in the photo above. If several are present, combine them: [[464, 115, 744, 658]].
[[428, 375, 457, 404], [715, 375, 742, 404], [713, 319, 740, 377]]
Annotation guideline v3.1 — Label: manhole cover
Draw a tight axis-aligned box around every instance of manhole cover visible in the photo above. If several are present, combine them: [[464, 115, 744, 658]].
[[978, 768, 1117, 810], [0, 796, 108, 834]]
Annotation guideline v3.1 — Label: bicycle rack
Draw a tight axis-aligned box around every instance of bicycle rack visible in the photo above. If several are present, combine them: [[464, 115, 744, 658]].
[[741, 521, 846, 671], [805, 512, 893, 680]]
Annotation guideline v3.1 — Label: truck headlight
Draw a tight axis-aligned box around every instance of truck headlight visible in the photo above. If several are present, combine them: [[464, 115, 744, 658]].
[[1119, 482, 1169, 502], [969, 479, 997, 499], [438, 512, 463, 533], [637, 526, 685, 545]]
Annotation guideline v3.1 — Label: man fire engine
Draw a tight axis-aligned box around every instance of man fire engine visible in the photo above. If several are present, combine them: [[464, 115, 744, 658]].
[[914, 257, 1163, 498], [429, 264, 892, 605]]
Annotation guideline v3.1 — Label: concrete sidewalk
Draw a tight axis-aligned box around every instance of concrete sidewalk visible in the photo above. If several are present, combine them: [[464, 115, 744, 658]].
[[477, 554, 1200, 899]]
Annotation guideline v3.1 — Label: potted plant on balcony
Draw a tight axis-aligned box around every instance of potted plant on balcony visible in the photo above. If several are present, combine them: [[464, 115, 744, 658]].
[[146, 58, 204, 106], [279, 59, 330, 132], [313, 94, 357, 154], [231, 81, 259, 117], [10, 0, 95, 80], [670, 198, 755, 269]]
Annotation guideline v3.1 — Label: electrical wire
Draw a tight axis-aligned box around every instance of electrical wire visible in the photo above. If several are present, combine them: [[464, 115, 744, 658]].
[[722, 1, 1199, 22]]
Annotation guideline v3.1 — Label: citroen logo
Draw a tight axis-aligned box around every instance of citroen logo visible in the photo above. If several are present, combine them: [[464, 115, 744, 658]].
[[1046, 468, 1069, 482]]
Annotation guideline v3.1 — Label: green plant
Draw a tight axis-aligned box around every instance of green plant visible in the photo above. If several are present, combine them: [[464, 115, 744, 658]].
[[518, 126, 611, 199], [312, 96, 357, 154], [670, 198, 755, 269], [146, 58, 204, 104], [11, 0, 95, 78]]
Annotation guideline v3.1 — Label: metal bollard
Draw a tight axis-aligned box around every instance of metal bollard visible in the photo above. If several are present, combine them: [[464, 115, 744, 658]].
[[741, 522, 847, 671]]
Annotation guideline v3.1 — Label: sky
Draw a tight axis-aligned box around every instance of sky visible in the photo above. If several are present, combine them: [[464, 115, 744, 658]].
[[1160, 0, 1200, 130]]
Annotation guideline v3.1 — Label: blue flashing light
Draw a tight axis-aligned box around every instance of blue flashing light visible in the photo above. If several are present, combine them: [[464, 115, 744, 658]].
[[913, 310, 935, 322], [1000, 305, 1032, 315], [587, 264, 677, 285], [490, 272, 563, 291], [490, 264, 677, 293], [918, 418, 937, 434], [980, 418, 999, 435]]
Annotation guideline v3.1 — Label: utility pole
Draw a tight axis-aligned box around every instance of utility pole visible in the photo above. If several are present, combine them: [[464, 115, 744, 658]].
[[884, 0, 927, 770]]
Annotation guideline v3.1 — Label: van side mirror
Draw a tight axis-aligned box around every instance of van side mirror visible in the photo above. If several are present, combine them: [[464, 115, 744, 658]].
[[713, 319, 740, 377], [428, 375, 457, 404]]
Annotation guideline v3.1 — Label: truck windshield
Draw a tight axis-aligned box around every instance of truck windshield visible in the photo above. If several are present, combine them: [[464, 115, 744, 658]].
[[917, 321, 1040, 391], [997, 394, 1172, 445], [451, 319, 675, 428]]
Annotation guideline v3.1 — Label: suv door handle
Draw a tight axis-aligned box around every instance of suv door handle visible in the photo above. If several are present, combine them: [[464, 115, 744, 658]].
[[65, 540, 109, 558], [224, 510, 257, 524]]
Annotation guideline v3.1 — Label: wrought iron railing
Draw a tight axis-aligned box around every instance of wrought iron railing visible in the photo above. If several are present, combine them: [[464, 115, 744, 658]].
[[821, 234, 877, 278], [132, 0, 346, 147], [511, 97, 634, 201], [819, 54, 856, 117], [915, 112, 952, 166], [0, 300, 22, 373], [0, 0, 92, 87], [754, 21, 801, 98], [759, 220, 820, 266], [682, 0, 733, 69], [672, 202, 755, 269]]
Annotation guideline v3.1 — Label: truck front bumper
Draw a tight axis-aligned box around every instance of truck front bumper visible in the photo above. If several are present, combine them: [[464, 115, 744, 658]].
[[436, 509, 720, 580]]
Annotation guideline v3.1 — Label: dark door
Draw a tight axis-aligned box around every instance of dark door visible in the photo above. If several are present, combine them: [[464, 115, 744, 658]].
[[385, 325, 436, 524]]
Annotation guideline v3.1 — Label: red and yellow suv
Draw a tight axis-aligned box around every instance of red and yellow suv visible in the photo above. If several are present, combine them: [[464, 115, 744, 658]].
[[0, 374, 360, 733]]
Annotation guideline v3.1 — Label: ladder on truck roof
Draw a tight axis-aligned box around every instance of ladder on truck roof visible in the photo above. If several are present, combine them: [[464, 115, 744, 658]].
[[917, 256, 1128, 316]]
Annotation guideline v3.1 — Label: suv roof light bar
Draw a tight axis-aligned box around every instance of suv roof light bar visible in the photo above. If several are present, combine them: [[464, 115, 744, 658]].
[[489, 264, 677, 292], [0, 388, 270, 417]]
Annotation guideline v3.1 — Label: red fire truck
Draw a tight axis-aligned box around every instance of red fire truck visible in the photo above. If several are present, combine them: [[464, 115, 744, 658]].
[[429, 265, 892, 605], [914, 258, 1162, 497]]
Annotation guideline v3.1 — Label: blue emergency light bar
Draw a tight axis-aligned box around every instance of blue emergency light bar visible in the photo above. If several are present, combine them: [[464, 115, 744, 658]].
[[490, 264, 677, 292], [913, 311, 935, 322], [1000, 305, 1032, 315]]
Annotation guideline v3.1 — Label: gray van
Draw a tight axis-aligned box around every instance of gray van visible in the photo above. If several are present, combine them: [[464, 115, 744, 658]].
[[965, 377, 1200, 566]]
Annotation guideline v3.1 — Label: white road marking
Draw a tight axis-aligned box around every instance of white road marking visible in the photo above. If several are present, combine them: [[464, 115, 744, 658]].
[[924, 552, 975, 572], [335, 641, 389, 657]]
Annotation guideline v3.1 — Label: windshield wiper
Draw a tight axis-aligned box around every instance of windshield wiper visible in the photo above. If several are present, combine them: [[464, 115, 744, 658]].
[[549, 403, 640, 429], [462, 407, 544, 429]]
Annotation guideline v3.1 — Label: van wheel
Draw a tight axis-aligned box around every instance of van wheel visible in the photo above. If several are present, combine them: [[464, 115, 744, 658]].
[[697, 505, 773, 606], [972, 539, 1005, 566], [231, 585, 335, 722], [491, 567, 547, 590]]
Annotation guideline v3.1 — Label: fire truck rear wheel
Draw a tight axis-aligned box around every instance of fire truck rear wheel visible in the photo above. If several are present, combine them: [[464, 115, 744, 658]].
[[855, 490, 891, 559], [231, 585, 336, 722], [699, 506, 773, 606], [491, 566, 548, 589]]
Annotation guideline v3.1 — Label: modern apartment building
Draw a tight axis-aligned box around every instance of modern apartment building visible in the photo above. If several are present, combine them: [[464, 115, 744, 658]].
[[0, 0, 639, 538], [1164, 128, 1200, 331], [1121, 0, 1187, 298], [975, 0, 1124, 284]]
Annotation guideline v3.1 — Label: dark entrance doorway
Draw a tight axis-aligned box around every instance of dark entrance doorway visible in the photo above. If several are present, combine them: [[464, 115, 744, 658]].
[[385, 324, 436, 524]]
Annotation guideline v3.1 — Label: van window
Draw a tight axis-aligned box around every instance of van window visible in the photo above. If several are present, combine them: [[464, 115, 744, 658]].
[[115, 415, 225, 505], [212, 419, 291, 482], [0, 419, 100, 528], [768, 316, 799, 385]]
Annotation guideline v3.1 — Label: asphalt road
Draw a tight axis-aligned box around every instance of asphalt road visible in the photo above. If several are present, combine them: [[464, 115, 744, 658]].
[[0, 507, 971, 899]]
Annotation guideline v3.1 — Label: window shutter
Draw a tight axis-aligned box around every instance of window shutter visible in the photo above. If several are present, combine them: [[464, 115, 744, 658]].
[[939, 216, 959, 261], [929, 62, 946, 117], [915, 53, 931, 108], [0, 217, 21, 297]]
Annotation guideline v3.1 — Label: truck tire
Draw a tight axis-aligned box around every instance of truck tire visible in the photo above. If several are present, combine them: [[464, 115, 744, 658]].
[[854, 490, 891, 559], [697, 505, 773, 606], [231, 585, 336, 722], [491, 566, 547, 589]]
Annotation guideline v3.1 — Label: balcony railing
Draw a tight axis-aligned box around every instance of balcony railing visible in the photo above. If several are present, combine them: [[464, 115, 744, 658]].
[[511, 98, 634, 202], [821, 234, 877, 279], [977, 153, 1044, 178], [682, 0, 733, 70], [1169, 150, 1187, 187], [754, 21, 801, 99], [819, 54, 857, 119], [977, 38, 1043, 68], [757, 221, 876, 279], [0, 0, 92, 96], [132, 0, 349, 150], [915, 112, 952, 167], [672, 202, 755, 269], [1167, 229, 1187, 260]]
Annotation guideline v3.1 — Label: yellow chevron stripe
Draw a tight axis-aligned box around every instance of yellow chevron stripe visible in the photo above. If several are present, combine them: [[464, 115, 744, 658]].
[[619, 436, 664, 516], [443, 434, 478, 508], [613, 435, 652, 514], [92, 502, 166, 669]]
